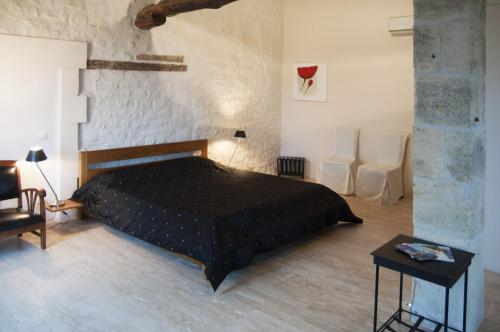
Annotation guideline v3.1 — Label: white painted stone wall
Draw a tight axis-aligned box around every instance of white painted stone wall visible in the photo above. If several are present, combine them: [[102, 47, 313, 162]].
[[0, 0, 283, 174]]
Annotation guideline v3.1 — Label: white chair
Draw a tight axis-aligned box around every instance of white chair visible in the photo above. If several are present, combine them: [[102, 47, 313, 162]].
[[318, 127, 359, 195], [355, 132, 408, 204]]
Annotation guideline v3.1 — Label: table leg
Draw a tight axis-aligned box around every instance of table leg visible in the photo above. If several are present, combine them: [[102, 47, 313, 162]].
[[374, 265, 380, 332], [444, 287, 450, 332], [463, 269, 468, 332], [398, 272, 403, 321]]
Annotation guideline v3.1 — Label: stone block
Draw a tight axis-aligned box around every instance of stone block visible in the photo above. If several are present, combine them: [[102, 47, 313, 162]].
[[414, 0, 472, 20], [414, 25, 441, 73], [415, 1, 486, 75], [413, 127, 445, 178], [415, 77, 472, 127], [470, 0, 487, 76], [446, 130, 485, 182], [441, 19, 474, 73], [413, 177, 468, 207], [413, 198, 479, 240], [412, 229, 485, 331], [440, 12, 485, 76], [413, 177, 484, 239], [413, 177, 461, 207]]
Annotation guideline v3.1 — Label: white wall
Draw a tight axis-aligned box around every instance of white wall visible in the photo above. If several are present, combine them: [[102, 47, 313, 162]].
[[485, 3, 500, 273], [0, 35, 87, 209], [0, 68, 59, 207], [0, 0, 284, 175], [281, 0, 414, 196]]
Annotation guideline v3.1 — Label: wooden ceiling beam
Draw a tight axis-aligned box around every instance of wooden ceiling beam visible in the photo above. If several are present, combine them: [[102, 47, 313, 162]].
[[135, 0, 238, 30]]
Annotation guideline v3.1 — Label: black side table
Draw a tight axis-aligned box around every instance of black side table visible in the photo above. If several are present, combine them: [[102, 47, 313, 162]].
[[371, 235, 474, 332]]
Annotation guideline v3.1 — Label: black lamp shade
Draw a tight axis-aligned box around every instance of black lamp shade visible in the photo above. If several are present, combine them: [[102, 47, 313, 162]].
[[26, 147, 47, 163], [234, 130, 247, 139]]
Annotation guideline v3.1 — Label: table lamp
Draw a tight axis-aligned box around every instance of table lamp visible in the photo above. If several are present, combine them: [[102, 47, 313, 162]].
[[26, 147, 65, 207], [228, 130, 246, 166]]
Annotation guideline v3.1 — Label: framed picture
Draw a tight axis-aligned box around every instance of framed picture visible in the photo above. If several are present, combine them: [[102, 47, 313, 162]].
[[292, 63, 328, 102]]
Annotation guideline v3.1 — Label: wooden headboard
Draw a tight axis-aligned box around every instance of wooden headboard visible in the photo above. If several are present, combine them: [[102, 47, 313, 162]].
[[79, 139, 208, 186]]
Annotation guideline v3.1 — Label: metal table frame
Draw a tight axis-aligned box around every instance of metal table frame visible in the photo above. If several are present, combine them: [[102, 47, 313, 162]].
[[373, 265, 469, 332]]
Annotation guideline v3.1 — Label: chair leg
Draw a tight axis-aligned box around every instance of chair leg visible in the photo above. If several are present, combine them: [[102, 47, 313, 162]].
[[40, 224, 46, 250]]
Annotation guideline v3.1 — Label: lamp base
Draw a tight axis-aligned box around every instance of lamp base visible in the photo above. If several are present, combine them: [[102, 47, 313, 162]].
[[49, 200, 66, 208]]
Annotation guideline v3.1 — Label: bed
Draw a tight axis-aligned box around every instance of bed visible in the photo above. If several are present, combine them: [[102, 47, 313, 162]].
[[73, 140, 363, 291]]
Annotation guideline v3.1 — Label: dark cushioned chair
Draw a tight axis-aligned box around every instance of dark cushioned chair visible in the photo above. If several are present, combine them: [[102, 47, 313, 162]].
[[0, 160, 46, 249]]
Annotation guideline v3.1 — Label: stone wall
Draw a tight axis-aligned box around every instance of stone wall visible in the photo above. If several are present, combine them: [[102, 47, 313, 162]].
[[0, 0, 283, 173], [412, 0, 486, 330], [484, 2, 500, 274]]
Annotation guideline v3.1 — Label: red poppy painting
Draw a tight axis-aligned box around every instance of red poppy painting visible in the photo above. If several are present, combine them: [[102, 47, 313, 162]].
[[297, 66, 318, 93], [293, 63, 327, 102]]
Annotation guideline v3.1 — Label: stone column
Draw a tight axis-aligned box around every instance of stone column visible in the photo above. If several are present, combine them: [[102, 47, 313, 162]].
[[412, 0, 486, 331]]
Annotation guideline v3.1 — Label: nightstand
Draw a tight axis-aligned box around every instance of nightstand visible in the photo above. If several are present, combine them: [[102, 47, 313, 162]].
[[371, 235, 474, 332], [44, 199, 83, 213]]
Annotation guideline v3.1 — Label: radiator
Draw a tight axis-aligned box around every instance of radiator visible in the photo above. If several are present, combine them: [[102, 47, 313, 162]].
[[277, 157, 306, 179]]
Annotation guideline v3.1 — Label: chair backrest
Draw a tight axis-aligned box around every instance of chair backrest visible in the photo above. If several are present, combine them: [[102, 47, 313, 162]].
[[334, 127, 359, 161], [0, 161, 21, 205], [377, 132, 408, 167]]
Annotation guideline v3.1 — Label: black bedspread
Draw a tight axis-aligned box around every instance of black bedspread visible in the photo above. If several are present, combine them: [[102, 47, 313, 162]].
[[73, 157, 362, 290]]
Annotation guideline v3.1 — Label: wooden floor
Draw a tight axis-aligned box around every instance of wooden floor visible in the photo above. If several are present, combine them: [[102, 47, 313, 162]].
[[0, 196, 498, 331]]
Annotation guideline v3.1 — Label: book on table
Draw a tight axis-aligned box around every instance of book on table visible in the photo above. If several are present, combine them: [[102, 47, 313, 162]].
[[395, 243, 455, 262]]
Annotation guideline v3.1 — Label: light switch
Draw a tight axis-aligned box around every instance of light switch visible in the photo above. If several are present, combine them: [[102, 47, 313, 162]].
[[37, 132, 48, 141]]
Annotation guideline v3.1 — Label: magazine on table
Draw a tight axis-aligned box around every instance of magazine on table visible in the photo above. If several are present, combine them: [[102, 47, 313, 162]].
[[395, 242, 455, 262]]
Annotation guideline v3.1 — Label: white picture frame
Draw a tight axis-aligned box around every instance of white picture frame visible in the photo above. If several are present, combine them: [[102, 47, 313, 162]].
[[292, 63, 328, 102]]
